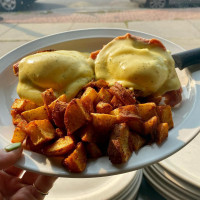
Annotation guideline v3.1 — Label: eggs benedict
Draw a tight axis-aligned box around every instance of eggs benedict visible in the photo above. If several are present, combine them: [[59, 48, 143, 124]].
[[15, 50, 94, 105], [92, 33, 181, 98]]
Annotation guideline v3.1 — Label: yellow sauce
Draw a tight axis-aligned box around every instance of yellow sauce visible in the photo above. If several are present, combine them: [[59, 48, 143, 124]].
[[17, 50, 94, 105], [94, 36, 181, 97]]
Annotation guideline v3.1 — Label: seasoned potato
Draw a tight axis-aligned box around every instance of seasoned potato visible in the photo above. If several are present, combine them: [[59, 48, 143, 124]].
[[127, 118, 144, 134], [108, 123, 132, 164], [137, 103, 157, 121], [96, 102, 113, 114], [43, 136, 75, 156], [64, 99, 91, 135], [25, 119, 56, 146], [110, 95, 124, 108], [11, 99, 37, 113], [80, 124, 96, 143], [95, 87, 113, 104], [91, 113, 118, 133], [42, 88, 56, 106], [109, 82, 136, 105], [129, 132, 146, 152], [110, 105, 140, 122], [21, 106, 49, 122], [156, 105, 174, 129], [11, 109, 25, 125], [81, 87, 98, 113], [144, 116, 158, 136], [12, 126, 27, 143], [63, 142, 87, 173], [52, 100, 68, 129], [156, 123, 169, 145]]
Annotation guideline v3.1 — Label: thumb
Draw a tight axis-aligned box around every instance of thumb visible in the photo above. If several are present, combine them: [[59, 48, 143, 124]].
[[0, 143, 23, 170]]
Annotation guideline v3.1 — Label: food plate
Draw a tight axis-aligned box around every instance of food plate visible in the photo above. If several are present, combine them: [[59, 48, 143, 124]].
[[0, 28, 199, 177]]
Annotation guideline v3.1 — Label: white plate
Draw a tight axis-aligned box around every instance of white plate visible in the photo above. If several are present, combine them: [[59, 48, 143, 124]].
[[0, 28, 200, 177], [159, 133, 200, 189], [46, 170, 140, 200]]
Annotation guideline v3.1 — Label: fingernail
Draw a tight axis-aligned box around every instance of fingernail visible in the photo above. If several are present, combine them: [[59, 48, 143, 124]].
[[4, 142, 21, 152]]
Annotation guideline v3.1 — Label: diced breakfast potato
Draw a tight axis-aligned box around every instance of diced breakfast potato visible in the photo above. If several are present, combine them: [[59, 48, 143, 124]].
[[11, 99, 37, 113], [52, 100, 68, 129], [43, 136, 75, 156], [156, 123, 169, 145], [156, 105, 174, 129], [108, 123, 132, 164], [64, 99, 91, 135], [11, 110, 25, 125], [95, 87, 113, 104], [129, 132, 146, 152], [12, 126, 27, 143], [63, 142, 87, 173], [109, 82, 136, 105], [96, 102, 113, 114], [81, 87, 98, 113], [91, 113, 118, 133], [21, 106, 49, 122], [137, 103, 157, 121], [144, 116, 158, 137], [110, 95, 124, 108], [110, 105, 140, 122], [80, 124, 96, 143], [25, 119, 56, 146], [42, 88, 57, 106]]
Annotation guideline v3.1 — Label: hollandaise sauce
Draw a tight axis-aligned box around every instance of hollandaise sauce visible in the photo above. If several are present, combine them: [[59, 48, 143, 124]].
[[17, 50, 94, 105], [94, 34, 181, 97]]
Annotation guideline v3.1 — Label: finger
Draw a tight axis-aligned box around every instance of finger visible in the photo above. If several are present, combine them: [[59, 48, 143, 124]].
[[11, 185, 38, 200], [21, 171, 39, 185], [4, 166, 23, 177], [0, 146, 23, 170], [34, 175, 57, 194]]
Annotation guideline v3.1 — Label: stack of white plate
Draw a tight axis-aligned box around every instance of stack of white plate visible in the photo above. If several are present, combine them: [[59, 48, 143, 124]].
[[46, 170, 143, 200], [144, 133, 200, 200]]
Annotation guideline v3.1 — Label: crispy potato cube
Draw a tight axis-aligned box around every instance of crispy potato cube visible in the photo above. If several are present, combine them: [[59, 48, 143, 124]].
[[12, 99, 37, 113], [21, 106, 49, 122], [86, 143, 102, 158], [81, 87, 98, 113], [127, 118, 144, 134], [12, 126, 27, 143], [63, 142, 87, 173], [84, 79, 109, 90], [91, 113, 118, 133], [46, 94, 68, 121], [96, 102, 113, 114], [156, 123, 169, 145], [144, 116, 158, 137], [42, 88, 56, 106], [48, 94, 68, 111], [52, 101, 68, 129], [110, 95, 124, 108], [110, 105, 140, 122], [137, 103, 157, 121], [108, 123, 132, 164], [156, 105, 174, 129], [43, 136, 75, 156], [11, 110, 25, 125], [129, 132, 146, 152], [109, 82, 136, 105], [25, 119, 56, 146], [80, 124, 96, 143], [64, 99, 91, 135], [95, 87, 113, 104]]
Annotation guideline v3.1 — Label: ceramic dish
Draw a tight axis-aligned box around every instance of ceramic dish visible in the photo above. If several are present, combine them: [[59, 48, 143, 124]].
[[0, 28, 200, 177], [46, 170, 142, 200]]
